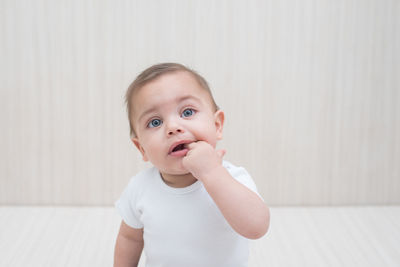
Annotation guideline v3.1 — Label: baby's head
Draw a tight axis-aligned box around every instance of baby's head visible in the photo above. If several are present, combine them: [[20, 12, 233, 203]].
[[125, 63, 225, 175], [125, 63, 219, 138]]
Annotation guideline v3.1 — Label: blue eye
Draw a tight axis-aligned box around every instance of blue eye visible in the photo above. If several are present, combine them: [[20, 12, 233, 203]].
[[148, 119, 162, 128], [182, 108, 195, 118]]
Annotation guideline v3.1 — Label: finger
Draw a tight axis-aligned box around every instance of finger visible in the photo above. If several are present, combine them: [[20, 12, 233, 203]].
[[186, 141, 197, 149]]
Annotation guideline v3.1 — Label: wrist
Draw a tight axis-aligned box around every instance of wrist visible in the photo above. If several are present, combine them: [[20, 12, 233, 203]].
[[196, 164, 225, 184]]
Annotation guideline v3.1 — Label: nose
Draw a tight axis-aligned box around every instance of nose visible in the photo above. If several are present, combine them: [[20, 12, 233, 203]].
[[166, 119, 184, 136], [168, 128, 183, 136]]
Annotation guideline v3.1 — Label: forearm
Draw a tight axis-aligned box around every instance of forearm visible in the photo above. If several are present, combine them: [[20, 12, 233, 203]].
[[114, 234, 143, 267], [200, 166, 270, 239]]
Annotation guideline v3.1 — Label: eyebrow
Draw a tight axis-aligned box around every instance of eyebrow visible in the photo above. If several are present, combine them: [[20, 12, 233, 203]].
[[137, 95, 202, 123]]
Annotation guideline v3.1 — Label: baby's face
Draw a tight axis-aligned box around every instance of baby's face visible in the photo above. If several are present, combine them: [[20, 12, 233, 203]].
[[130, 71, 224, 176]]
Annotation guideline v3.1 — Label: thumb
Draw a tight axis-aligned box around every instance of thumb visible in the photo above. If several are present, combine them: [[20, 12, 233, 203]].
[[216, 149, 226, 159]]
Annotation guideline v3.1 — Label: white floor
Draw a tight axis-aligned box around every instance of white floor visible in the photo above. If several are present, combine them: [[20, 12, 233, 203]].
[[1, 206, 399, 267]]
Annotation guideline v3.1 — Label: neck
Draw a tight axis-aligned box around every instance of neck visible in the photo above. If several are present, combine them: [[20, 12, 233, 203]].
[[160, 172, 198, 188]]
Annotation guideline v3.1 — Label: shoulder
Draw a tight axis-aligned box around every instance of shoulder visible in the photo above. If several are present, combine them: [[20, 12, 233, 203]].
[[123, 166, 159, 195], [115, 166, 159, 229], [116, 166, 160, 208]]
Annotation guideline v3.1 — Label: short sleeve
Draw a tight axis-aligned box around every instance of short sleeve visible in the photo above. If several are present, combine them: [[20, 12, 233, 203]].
[[115, 177, 144, 229], [223, 161, 264, 200]]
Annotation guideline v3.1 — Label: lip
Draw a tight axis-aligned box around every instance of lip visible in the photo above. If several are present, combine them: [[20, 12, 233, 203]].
[[168, 140, 193, 156]]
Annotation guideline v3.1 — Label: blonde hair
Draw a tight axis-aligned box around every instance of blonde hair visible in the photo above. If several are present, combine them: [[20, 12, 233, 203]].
[[125, 63, 219, 137]]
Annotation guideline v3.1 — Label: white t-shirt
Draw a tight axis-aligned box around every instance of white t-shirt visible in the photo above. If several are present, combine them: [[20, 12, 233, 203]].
[[115, 161, 260, 267]]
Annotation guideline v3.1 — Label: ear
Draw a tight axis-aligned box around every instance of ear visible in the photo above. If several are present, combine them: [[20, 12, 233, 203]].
[[214, 110, 225, 140], [132, 138, 149, 162]]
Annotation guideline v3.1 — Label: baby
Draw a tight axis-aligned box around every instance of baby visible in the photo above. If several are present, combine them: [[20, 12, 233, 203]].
[[114, 63, 270, 267]]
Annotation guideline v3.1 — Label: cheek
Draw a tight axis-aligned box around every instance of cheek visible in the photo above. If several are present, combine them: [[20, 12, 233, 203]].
[[195, 124, 219, 146], [141, 133, 163, 154], [143, 139, 155, 152]]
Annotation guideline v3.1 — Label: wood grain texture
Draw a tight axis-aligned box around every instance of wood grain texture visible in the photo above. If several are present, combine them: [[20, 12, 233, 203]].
[[1, 206, 399, 266], [0, 0, 399, 205]]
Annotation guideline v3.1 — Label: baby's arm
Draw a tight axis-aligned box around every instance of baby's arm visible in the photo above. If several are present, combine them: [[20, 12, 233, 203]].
[[114, 221, 144, 267], [183, 141, 270, 239]]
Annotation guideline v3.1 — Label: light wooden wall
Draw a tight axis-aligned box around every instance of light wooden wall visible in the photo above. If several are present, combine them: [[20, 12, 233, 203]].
[[1, 0, 399, 205]]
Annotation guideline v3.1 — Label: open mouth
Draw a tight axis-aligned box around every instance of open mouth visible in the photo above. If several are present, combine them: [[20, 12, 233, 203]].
[[172, 143, 187, 152], [169, 141, 192, 156]]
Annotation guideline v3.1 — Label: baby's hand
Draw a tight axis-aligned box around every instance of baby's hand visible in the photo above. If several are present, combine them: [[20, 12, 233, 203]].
[[182, 141, 226, 180]]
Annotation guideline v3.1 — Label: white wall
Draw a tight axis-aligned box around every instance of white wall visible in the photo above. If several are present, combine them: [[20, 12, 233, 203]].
[[1, 0, 399, 205]]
